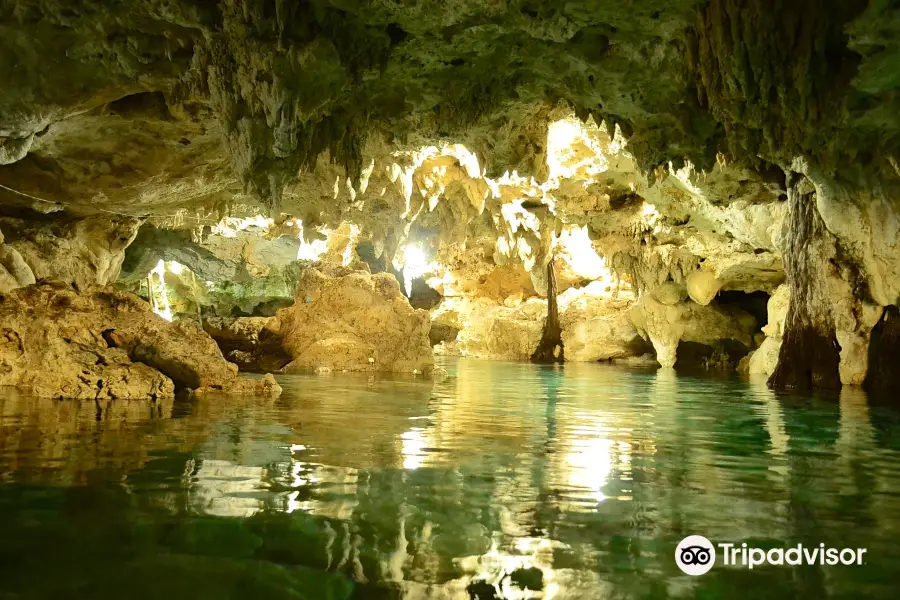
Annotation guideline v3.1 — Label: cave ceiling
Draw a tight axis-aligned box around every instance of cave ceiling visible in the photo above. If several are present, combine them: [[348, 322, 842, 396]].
[[0, 0, 898, 222]]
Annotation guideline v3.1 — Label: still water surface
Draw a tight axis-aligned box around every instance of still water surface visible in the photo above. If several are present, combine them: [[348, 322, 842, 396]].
[[1, 358, 899, 599]]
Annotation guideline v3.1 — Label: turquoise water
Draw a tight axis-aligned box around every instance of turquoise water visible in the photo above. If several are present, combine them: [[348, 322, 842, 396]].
[[1, 358, 899, 599]]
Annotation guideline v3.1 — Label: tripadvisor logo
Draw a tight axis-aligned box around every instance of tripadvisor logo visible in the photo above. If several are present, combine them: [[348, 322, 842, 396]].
[[675, 535, 868, 576], [676, 535, 716, 576]]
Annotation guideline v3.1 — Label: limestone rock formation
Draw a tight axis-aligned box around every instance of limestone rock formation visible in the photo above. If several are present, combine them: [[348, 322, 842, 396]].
[[686, 271, 724, 306], [433, 282, 644, 364], [629, 292, 758, 368], [865, 306, 900, 397], [120, 221, 305, 317], [745, 284, 790, 377], [0, 244, 34, 292], [1, 1, 899, 391], [433, 297, 546, 361], [0, 283, 280, 399], [559, 284, 644, 363], [274, 267, 433, 374], [203, 316, 291, 373], [0, 216, 139, 290]]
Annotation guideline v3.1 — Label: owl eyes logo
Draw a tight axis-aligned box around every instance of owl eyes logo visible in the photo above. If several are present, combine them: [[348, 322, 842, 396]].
[[681, 545, 712, 565], [675, 535, 716, 575]]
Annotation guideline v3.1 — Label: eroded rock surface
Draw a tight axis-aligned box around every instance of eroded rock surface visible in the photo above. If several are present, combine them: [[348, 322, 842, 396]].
[[1, 0, 898, 391], [629, 292, 758, 368], [744, 284, 790, 377], [203, 316, 291, 373], [559, 284, 645, 363], [0, 215, 139, 291], [0, 283, 280, 399], [434, 282, 642, 364], [274, 266, 433, 374]]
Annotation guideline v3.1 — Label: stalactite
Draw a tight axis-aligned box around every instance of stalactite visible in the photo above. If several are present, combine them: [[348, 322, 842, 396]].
[[768, 173, 841, 391], [531, 257, 564, 364]]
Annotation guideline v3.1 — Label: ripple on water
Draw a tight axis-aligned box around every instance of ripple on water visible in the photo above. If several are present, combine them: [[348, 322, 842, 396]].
[[1, 357, 900, 599]]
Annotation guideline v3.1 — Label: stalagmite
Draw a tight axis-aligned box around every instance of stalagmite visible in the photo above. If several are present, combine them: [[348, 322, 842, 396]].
[[530, 257, 564, 364]]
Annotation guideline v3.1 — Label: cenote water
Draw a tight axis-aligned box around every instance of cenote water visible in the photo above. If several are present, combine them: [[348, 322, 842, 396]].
[[1, 358, 899, 599]]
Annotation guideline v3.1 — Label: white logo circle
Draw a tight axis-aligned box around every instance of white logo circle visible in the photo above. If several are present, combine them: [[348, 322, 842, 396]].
[[675, 535, 716, 576]]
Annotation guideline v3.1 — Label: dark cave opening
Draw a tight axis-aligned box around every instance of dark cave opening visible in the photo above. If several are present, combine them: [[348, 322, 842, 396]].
[[675, 339, 752, 372], [355, 239, 443, 310], [714, 290, 770, 330], [865, 305, 900, 401]]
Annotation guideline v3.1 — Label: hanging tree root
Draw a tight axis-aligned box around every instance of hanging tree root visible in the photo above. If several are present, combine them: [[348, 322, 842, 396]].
[[531, 257, 564, 364]]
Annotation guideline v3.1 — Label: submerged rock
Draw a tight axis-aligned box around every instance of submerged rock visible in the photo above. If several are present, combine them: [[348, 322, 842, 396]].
[[0, 283, 280, 399], [274, 267, 433, 374]]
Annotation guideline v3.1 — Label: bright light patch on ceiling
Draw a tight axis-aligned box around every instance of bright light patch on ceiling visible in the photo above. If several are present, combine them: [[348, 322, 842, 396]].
[[671, 159, 704, 196], [641, 202, 660, 230], [337, 223, 361, 267], [545, 118, 609, 184], [557, 225, 611, 281], [211, 215, 274, 238], [166, 260, 184, 275], [295, 221, 329, 262], [393, 243, 436, 296]]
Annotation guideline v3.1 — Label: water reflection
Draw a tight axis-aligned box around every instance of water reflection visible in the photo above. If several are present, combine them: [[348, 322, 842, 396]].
[[1, 359, 900, 599]]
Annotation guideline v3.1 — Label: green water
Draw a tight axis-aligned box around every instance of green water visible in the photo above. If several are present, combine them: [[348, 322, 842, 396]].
[[1, 358, 899, 599]]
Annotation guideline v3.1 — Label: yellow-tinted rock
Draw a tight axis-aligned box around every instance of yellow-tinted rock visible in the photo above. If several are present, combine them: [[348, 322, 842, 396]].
[[275, 267, 433, 373], [0, 283, 280, 399]]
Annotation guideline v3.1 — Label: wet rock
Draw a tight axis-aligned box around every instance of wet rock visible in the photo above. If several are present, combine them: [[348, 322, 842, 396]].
[[0, 283, 280, 399], [559, 284, 641, 362], [769, 172, 842, 390], [433, 281, 644, 363], [432, 297, 545, 360], [428, 323, 459, 347], [274, 266, 433, 373]]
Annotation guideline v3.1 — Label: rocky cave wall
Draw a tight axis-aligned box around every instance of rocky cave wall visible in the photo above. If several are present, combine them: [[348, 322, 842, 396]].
[[0, 0, 899, 393]]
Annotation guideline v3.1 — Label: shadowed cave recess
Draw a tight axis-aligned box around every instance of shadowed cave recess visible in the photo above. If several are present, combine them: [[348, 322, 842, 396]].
[[0, 0, 898, 399]]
